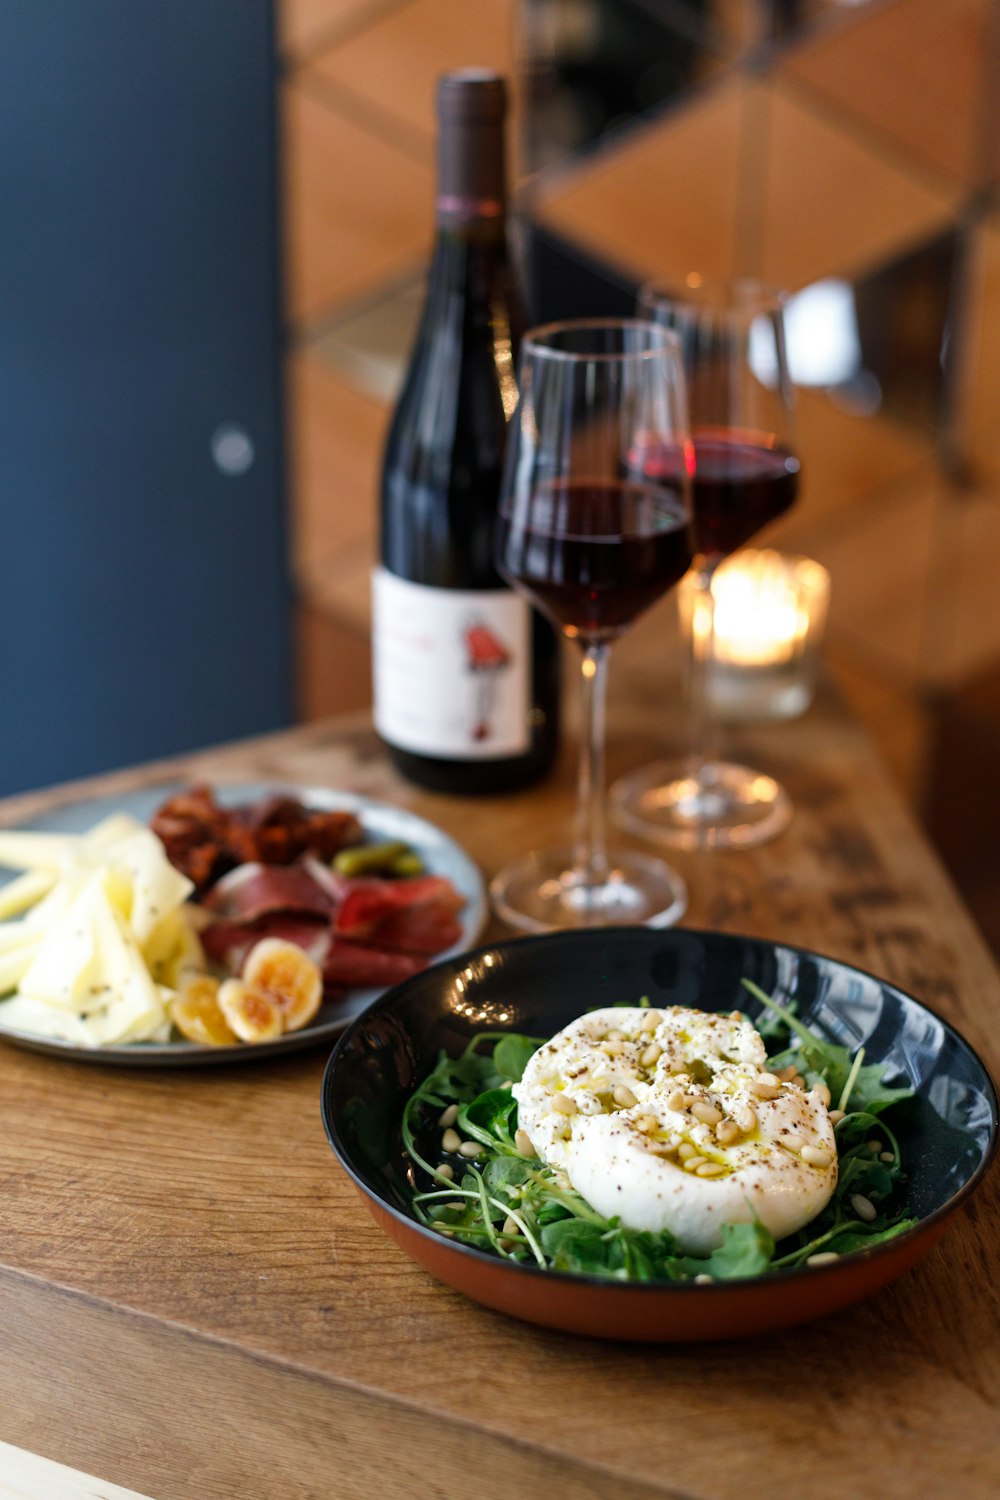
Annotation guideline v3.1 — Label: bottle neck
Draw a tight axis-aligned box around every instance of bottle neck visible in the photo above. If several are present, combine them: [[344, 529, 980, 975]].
[[435, 115, 506, 232]]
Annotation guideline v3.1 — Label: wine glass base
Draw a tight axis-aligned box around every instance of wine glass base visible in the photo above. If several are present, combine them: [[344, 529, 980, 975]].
[[609, 759, 792, 851], [490, 844, 687, 934]]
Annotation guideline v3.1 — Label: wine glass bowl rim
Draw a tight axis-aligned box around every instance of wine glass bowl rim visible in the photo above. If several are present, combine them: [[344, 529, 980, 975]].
[[639, 277, 789, 319], [522, 317, 683, 363]]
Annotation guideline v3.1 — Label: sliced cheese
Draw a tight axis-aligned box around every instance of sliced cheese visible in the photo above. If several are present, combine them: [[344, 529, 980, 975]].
[[0, 869, 55, 921], [0, 830, 83, 871]]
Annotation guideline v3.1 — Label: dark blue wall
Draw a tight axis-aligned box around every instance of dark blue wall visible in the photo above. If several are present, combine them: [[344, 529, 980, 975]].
[[0, 0, 291, 795]]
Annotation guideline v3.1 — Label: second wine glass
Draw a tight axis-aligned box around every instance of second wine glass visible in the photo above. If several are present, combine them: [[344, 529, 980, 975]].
[[610, 278, 801, 851], [491, 319, 693, 932]]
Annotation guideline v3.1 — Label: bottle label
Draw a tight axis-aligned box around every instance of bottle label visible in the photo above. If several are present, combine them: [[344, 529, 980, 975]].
[[372, 568, 531, 759]]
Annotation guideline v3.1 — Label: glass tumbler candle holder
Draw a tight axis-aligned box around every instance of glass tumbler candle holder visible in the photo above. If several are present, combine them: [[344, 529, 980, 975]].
[[678, 549, 830, 723]]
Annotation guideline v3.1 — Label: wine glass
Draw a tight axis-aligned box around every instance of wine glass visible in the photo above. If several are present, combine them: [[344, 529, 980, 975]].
[[609, 278, 800, 850], [491, 318, 693, 932]]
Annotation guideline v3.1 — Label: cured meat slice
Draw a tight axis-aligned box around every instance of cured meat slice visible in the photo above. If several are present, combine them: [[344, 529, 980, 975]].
[[201, 915, 332, 976], [202, 862, 337, 924], [201, 915, 427, 992], [368, 907, 463, 955], [332, 874, 465, 954], [323, 940, 427, 989]]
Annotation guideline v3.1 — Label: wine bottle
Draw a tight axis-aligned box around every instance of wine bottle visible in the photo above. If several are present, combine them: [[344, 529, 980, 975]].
[[372, 69, 560, 794]]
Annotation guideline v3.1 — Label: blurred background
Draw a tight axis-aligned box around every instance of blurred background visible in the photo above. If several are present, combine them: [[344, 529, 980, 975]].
[[2, 0, 999, 955]]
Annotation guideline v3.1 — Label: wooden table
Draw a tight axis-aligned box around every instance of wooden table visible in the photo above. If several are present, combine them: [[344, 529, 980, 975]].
[[2, 629, 999, 1500]]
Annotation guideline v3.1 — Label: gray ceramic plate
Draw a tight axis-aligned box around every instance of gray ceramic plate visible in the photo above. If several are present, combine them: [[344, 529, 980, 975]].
[[0, 782, 486, 1066]]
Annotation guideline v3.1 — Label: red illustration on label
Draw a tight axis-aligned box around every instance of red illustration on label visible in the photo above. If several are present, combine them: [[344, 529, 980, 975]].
[[463, 617, 512, 742]]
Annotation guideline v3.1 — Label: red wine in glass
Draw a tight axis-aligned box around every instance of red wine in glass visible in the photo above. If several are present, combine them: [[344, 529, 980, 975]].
[[637, 427, 799, 559], [496, 478, 693, 643], [691, 429, 799, 557]]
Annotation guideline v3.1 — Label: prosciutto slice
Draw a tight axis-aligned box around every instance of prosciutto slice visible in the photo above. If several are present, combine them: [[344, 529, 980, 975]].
[[332, 873, 465, 954], [202, 861, 337, 924], [200, 912, 428, 991], [201, 914, 332, 975], [322, 940, 427, 988]]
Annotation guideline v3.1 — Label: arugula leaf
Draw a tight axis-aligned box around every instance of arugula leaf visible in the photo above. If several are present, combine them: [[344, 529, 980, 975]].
[[540, 1217, 611, 1274], [457, 1088, 520, 1155], [678, 1218, 776, 1281], [819, 1220, 917, 1256], [482, 1155, 533, 1193], [493, 1033, 543, 1083], [540, 1218, 686, 1281], [741, 978, 913, 1114]]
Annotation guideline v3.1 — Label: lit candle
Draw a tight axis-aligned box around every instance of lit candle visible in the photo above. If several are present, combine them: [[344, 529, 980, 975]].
[[681, 550, 830, 720]]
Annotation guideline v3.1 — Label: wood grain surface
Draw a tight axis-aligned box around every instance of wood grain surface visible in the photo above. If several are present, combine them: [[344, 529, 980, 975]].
[[1, 624, 998, 1500]]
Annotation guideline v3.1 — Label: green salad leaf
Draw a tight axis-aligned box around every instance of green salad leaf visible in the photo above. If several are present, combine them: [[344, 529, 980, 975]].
[[493, 1033, 543, 1083], [677, 1219, 776, 1281], [740, 979, 914, 1115]]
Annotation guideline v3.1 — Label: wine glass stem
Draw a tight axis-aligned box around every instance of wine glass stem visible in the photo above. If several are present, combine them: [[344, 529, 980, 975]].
[[573, 642, 610, 893], [688, 558, 718, 781]]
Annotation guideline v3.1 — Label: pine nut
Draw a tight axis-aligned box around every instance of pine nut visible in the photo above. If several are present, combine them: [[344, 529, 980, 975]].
[[751, 1079, 781, 1101], [438, 1103, 459, 1127], [814, 1082, 831, 1108], [441, 1128, 462, 1153], [716, 1119, 740, 1146], [696, 1161, 727, 1178], [435, 1163, 455, 1181], [502, 1215, 520, 1237], [806, 1251, 840, 1266], [691, 1101, 723, 1126], [640, 1011, 660, 1032], [736, 1104, 758, 1134], [613, 1084, 638, 1108], [828, 1109, 846, 1125], [784, 1134, 803, 1152], [514, 1128, 535, 1157], [775, 1066, 798, 1082], [683, 1155, 708, 1172], [602, 1036, 625, 1056], [667, 1089, 688, 1112], [458, 1140, 484, 1158], [634, 1114, 658, 1134], [651, 1139, 678, 1156], [851, 1193, 877, 1222], [677, 1142, 697, 1160], [551, 1094, 577, 1116], [760, 1071, 780, 1087], [789, 1075, 806, 1090], [801, 1145, 833, 1168], [641, 1042, 663, 1068]]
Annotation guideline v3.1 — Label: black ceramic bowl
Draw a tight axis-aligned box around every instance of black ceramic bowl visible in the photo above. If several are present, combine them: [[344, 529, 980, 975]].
[[321, 927, 998, 1341]]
